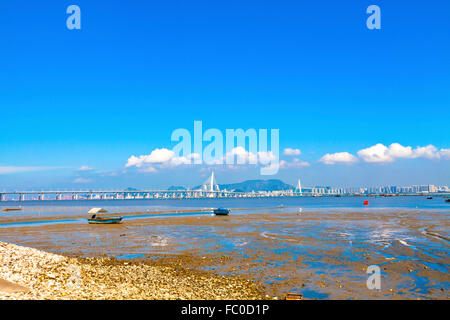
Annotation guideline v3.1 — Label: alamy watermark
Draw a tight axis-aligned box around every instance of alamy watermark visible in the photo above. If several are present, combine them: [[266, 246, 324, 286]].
[[66, 5, 81, 30], [66, 4, 381, 31], [171, 121, 280, 175], [366, 265, 381, 290], [66, 264, 83, 290], [366, 5, 381, 30]]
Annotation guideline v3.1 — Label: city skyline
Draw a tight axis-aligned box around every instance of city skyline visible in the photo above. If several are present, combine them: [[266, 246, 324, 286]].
[[0, 172, 448, 195]]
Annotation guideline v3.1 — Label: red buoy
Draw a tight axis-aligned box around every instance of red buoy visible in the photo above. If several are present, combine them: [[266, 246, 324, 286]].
[[364, 200, 369, 206]]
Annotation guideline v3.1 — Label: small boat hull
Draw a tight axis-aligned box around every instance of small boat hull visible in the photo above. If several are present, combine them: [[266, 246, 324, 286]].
[[88, 216, 123, 224], [213, 208, 230, 215], [285, 292, 303, 300]]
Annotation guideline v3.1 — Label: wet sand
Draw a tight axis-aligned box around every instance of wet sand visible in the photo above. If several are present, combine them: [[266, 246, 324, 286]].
[[0, 206, 289, 224], [0, 208, 449, 299]]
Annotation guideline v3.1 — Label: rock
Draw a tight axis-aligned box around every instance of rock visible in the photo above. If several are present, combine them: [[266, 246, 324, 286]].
[[0, 279, 30, 294]]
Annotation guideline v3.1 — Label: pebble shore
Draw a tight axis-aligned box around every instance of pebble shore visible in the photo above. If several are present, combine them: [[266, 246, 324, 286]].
[[0, 241, 265, 300]]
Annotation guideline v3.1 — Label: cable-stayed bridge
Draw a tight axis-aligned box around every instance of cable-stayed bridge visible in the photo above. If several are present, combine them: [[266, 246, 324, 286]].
[[0, 188, 303, 201], [0, 172, 305, 201]]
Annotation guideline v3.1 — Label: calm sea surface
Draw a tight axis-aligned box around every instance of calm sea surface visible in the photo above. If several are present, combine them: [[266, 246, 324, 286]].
[[0, 195, 449, 218]]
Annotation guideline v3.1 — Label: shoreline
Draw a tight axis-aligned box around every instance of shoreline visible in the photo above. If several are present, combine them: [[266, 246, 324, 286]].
[[0, 241, 267, 300]]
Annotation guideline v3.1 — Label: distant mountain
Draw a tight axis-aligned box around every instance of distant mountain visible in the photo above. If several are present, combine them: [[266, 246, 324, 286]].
[[125, 180, 293, 192], [191, 179, 293, 192], [219, 179, 294, 192], [168, 185, 187, 191]]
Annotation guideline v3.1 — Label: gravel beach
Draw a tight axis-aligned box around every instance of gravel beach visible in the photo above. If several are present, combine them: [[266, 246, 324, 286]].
[[0, 241, 265, 300]]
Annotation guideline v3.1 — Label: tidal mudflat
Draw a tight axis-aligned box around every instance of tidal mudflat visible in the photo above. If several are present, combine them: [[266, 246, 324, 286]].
[[0, 203, 448, 300]]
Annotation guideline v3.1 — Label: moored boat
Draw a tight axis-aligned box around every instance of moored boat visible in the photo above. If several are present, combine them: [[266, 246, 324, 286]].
[[213, 208, 230, 215], [88, 216, 123, 224], [285, 292, 303, 300], [2, 207, 22, 212]]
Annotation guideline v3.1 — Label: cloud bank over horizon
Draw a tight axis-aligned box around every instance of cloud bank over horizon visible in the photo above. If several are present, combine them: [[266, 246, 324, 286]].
[[321, 143, 450, 165], [125, 142, 450, 172], [1, 142, 449, 189]]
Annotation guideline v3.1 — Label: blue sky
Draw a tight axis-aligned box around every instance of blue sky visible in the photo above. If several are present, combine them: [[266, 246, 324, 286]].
[[0, 1, 449, 189]]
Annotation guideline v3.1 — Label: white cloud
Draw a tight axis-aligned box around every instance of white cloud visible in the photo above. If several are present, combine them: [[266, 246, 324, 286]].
[[77, 165, 93, 171], [387, 143, 414, 158], [357, 143, 441, 163], [0, 166, 57, 175], [126, 148, 198, 172], [225, 146, 258, 164], [440, 148, 450, 160], [126, 147, 281, 174], [257, 151, 276, 165], [187, 153, 201, 160], [138, 167, 158, 173], [96, 170, 119, 177], [168, 157, 190, 166], [357, 144, 392, 163], [413, 145, 439, 159], [283, 148, 301, 156], [224, 148, 279, 168], [320, 152, 358, 165], [73, 177, 91, 183], [125, 148, 187, 168], [280, 158, 310, 168], [126, 148, 175, 168]]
